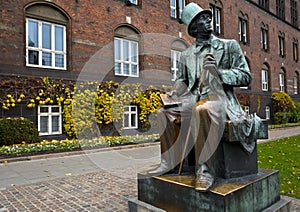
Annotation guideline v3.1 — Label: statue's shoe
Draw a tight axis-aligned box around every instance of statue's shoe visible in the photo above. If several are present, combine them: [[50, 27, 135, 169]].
[[195, 174, 214, 191], [194, 164, 214, 192]]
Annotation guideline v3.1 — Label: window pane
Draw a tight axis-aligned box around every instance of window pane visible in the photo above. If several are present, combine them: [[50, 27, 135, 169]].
[[40, 107, 49, 113], [124, 64, 129, 75], [28, 20, 38, 47], [115, 62, 121, 74], [131, 65, 137, 76], [55, 26, 64, 51], [42, 52, 52, 66], [55, 54, 64, 68], [51, 107, 60, 113], [28, 50, 39, 65], [124, 114, 129, 128], [131, 114, 137, 127], [52, 115, 60, 132], [123, 40, 129, 61], [40, 116, 49, 133], [131, 42, 137, 62], [42, 23, 51, 49], [114, 38, 121, 60]]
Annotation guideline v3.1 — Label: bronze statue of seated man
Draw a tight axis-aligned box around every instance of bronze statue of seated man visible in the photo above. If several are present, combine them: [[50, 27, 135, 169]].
[[148, 2, 264, 192]]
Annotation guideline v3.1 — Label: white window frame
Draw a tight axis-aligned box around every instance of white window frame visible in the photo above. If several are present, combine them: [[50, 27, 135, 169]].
[[178, 0, 185, 19], [262, 69, 268, 91], [261, 28, 268, 50], [293, 41, 298, 61], [170, 0, 177, 18], [279, 71, 285, 92], [294, 72, 299, 94], [265, 106, 270, 120], [278, 35, 285, 56], [171, 50, 181, 81], [170, 0, 185, 19], [114, 37, 139, 77], [123, 105, 138, 129], [38, 105, 62, 135], [244, 106, 250, 115], [238, 18, 247, 43], [129, 0, 138, 5], [26, 18, 67, 70], [210, 5, 221, 34]]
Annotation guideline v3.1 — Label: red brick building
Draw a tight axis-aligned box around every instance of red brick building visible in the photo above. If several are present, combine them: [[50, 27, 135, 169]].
[[0, 0, 299, 138]]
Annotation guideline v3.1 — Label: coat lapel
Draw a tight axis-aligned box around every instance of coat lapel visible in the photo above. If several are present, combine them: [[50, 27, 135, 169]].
[[211, 37, 224, 67]]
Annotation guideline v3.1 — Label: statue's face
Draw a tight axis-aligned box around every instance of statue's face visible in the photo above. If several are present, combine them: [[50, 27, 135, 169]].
[[190, 13, 213, 37]]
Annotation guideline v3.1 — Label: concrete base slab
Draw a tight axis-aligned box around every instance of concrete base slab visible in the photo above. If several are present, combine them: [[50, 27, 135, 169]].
[[128, 169, 290, 212]]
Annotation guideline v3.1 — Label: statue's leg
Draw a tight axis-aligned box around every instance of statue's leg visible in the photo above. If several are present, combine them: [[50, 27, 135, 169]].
[[148, 107, 181, 175], [191, 98, 226, 191]]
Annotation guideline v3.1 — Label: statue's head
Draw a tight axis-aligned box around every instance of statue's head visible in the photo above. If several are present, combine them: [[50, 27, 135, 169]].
[[181, 2, 213, 38]]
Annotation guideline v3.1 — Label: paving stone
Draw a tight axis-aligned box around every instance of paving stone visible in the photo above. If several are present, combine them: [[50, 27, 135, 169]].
[[0, 127, 299, 211]]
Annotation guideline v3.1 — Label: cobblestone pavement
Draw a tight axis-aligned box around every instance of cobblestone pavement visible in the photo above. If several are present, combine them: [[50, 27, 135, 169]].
[[0, 126, 299, 211]]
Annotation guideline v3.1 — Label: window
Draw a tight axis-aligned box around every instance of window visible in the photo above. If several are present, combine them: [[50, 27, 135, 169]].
[[261, 23, 269, 51], [293, 39, 298, 62], [26, 19, 66, 69], [25, 3, 68, 70], [279, 68, 285, 92], [123, 105, 138, 129], [262, 64, 269, 91], [170, 0, 185, 19], [290, 0, 298, 27], [238, 13, 248, 44], [265, 106, 270, 120], [210, 3, 222, 35], [114, 37, 139, 77], [276, 0, 285, 20], [129, 0, 138, 5], [259, 0, 269, 10], [38, 105, 62, 135], [278, 32, 285, 57], [171, 50, 181, 81], [294, 71, 299, 94]]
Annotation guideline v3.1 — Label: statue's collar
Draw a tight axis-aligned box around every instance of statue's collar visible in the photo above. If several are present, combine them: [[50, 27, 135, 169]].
[[193, 35, 222, 53]]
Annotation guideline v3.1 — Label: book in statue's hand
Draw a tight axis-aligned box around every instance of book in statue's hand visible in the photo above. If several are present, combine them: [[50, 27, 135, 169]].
[[160, 93, 182, 108]]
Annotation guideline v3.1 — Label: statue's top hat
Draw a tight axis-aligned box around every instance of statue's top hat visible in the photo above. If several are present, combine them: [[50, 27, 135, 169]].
[[181, 2, 212, 37]]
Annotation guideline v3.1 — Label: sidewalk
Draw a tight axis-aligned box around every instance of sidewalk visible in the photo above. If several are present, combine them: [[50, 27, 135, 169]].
[[0, 127, 299, 211]]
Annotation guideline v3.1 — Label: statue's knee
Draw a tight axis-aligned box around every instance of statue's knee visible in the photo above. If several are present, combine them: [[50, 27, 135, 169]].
[[195, 105, 209, 115]]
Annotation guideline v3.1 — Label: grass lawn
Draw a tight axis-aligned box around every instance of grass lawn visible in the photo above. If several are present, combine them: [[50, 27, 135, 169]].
[[258, 135, 300, 199]]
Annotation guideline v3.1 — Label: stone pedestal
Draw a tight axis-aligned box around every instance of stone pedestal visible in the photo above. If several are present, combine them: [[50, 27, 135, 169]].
[[128, 169, 290, 212]]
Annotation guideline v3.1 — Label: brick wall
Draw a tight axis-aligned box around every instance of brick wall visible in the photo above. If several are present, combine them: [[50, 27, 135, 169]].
[[0, 0, 299, 120]]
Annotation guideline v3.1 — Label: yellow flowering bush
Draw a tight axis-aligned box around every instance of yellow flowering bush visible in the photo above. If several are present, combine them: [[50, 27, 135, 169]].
[[1, 77, 164, 140]]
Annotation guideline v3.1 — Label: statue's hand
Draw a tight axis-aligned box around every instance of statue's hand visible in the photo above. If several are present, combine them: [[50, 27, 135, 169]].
[[203, 53, 218, 78]]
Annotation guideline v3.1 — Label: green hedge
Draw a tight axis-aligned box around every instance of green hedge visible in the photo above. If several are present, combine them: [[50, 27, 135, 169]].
[[0, 117, 41, 146]]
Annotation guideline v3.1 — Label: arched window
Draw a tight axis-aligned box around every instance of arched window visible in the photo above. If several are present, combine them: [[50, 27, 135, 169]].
[[238, 12, 249, 44], [114, 25, 140, 77], [279, 68, 286, 92], [261, 22, 269, 51], [261, 63, 269, 91], [278, 31, 285, 57], [171, 39, 188, 81], [170, 0, 185, 19], [209, 0, 223, 35], [25, 2, 69, 70], [294, 71, 299, 94]]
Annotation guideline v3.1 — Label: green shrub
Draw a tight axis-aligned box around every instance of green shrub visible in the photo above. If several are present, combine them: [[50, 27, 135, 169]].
[[0, 117, 41, 146], [273, 112, 290, 124], [289, 101, 300, 123], [271, 91, 295, 112]]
